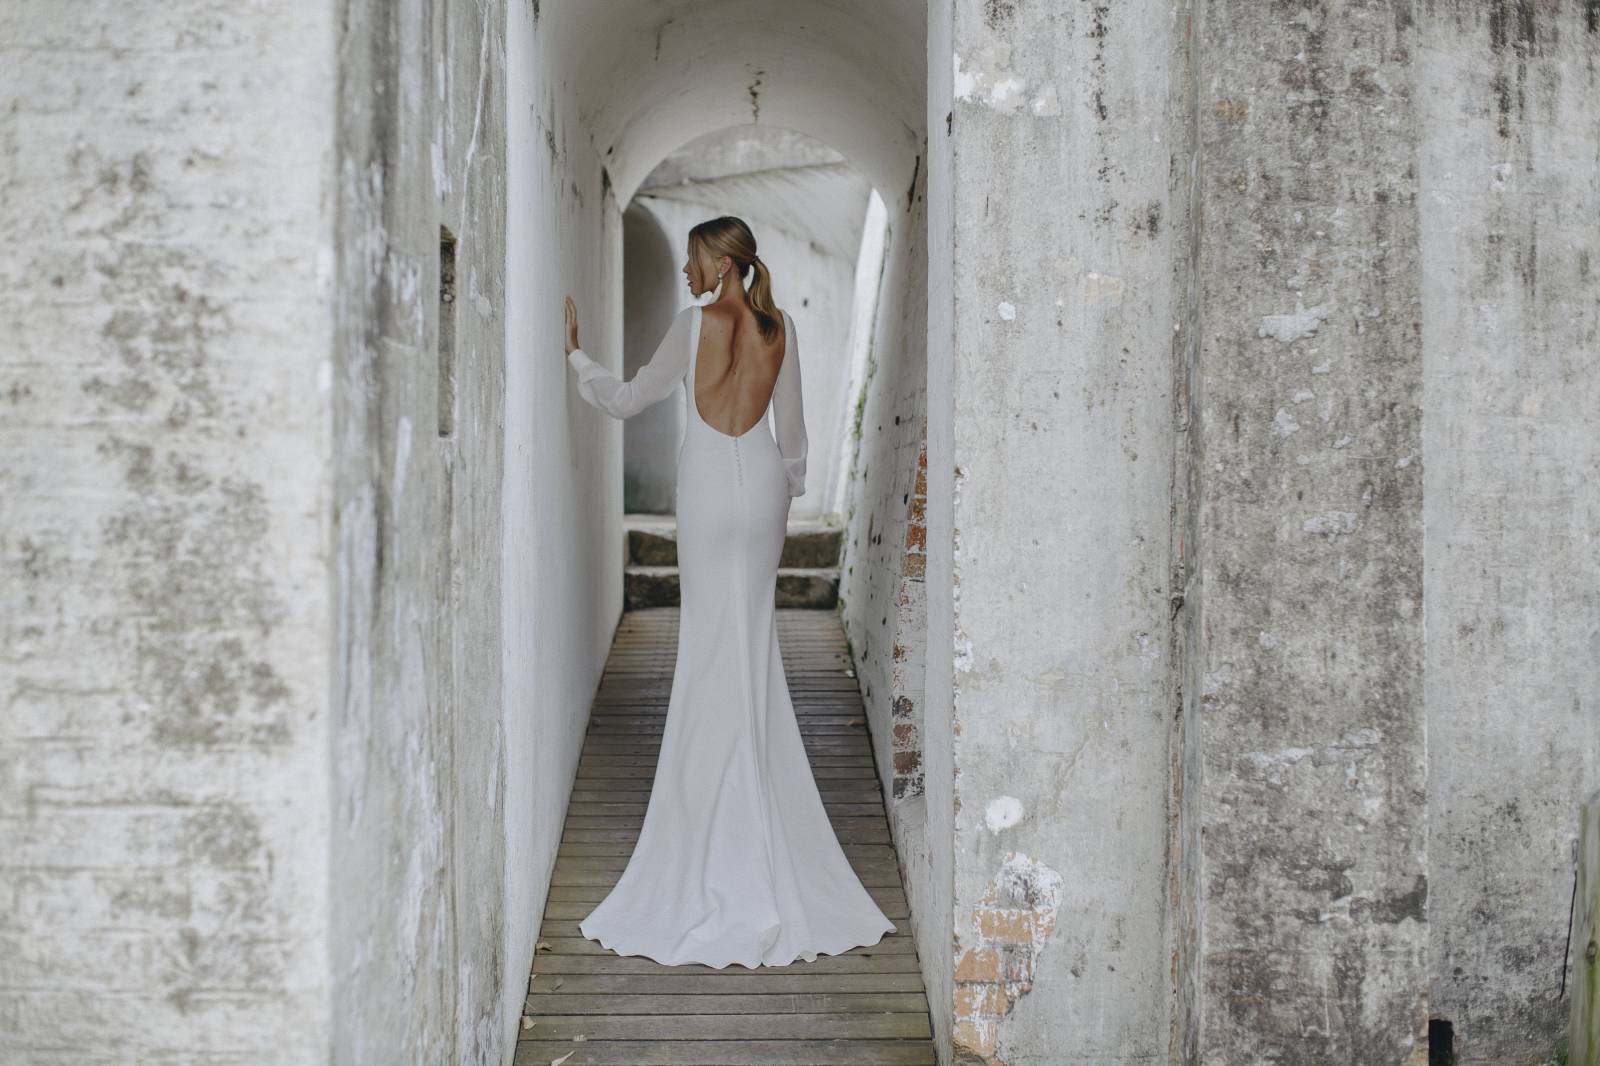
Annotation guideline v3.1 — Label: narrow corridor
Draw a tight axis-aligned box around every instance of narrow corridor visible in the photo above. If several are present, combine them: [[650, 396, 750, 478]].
[[518, 607, 935, 1065]]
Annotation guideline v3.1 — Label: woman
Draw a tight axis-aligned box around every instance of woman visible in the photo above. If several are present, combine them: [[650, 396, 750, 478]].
[[563, 216, 896, 968]]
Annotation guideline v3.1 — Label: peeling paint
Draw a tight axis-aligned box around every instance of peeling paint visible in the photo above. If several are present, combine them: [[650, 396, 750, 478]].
[[953, 47, 1059, 117], [1258, 299, 1335, 343], [1082, 270, 1125, 304], [954, 628, 974, 673], [985, 796, 1024, 833], [1302, 510, 1359, 538]]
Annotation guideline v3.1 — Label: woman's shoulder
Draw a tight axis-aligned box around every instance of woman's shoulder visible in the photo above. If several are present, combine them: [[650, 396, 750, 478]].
[[697, 302, 786, 348]]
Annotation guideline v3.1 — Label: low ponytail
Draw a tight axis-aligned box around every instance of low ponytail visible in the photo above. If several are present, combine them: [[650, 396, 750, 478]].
[[689, 216, 782, 343], [745, 255, 781, 344]]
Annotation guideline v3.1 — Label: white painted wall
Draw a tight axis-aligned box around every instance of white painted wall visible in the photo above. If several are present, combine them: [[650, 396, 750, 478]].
[[502, 2, 613, 1053], [830, 189, 893, 518]]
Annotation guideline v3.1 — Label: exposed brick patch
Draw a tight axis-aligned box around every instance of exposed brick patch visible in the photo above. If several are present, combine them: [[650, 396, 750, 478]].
[[951, 853, 1065, 1064], [888, 429, 929, 801], [892, 747, 922, 779]]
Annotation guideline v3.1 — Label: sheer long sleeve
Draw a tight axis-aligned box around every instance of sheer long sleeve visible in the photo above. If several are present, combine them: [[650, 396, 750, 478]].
[[567, 304, 694, 420], [771, 310, 808, 498]]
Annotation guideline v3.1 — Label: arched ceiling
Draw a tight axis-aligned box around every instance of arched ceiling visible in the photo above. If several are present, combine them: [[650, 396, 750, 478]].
[[638, 127, 873, 262], [544, 0, 926, 207]]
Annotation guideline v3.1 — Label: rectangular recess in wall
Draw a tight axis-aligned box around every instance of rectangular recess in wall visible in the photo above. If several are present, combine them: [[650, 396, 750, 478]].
[[438, 225, 458, 438]]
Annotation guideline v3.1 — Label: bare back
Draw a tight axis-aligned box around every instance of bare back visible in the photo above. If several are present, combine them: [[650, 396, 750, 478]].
[[692, 304, 788, 438]]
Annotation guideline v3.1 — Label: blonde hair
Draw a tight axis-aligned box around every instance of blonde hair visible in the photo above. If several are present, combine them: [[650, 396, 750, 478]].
[[688, 216, 781, 343]]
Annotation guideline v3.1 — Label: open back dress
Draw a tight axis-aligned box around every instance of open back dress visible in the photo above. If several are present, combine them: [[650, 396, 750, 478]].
[[564, 301, 896, 968]]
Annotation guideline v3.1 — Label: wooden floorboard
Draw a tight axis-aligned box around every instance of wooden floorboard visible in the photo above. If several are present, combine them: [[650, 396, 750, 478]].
[[519, 606, 934, 1066]]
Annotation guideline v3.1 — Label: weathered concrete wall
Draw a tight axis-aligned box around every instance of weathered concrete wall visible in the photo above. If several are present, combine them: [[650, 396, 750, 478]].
[[836, 184, 932, 840], [835, 159, 933, 1009], [0, 1, 337, 1060], [23, 2, 1598, 1062], [329, 0, 509, 1061], [1418, 4, 1600, 1060], [934, 0, 1186, 1060], [1192, 1, 1430, 1061], [924, 2, 959, 1053]]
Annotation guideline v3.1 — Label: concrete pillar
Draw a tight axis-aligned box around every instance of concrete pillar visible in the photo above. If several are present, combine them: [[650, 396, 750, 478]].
[[1191, 1, 1429, 1061], [1419, 4, 1600, 1057], [0, 2, 337, 1059], [932, 0, 1188, 1059]]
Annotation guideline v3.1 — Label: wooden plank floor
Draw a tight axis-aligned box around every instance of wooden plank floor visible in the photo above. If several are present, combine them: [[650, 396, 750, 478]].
[[519, 607, 935, 1066]]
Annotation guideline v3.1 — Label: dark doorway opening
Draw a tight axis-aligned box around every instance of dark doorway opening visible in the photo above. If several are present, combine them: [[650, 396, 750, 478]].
[[1429, 1017, 1455, 1066]]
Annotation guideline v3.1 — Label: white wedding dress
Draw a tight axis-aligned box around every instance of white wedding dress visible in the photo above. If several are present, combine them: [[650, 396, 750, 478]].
[[565, 300, 897, 968]]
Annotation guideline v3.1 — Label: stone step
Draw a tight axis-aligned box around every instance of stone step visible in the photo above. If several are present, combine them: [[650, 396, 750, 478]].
[[624, 513, 843, 569], [624, 565, 840, 611]]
